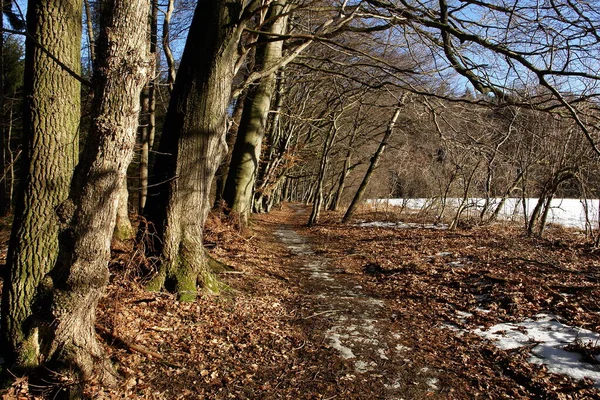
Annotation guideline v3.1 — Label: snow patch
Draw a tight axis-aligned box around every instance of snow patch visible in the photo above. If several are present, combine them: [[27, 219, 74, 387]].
[[327, 332, 355, 359], [395, 344, 412, 352], [427, 377, 439, 391], [356, 221, 449, 230], [368, 198, 600, 230], [475, 314, 600, 384]]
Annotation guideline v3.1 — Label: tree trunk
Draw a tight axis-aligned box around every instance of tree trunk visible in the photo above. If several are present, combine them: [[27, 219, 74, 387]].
[[114, 175, 135, 240], [213, 89, 247, 208], [144, 0, 248, 301], [490, 168, 524, 222], [84, 0, 95, 69], [342, 105, 402, 224], [41, 0, 149, 385], [0, 1, 7, 217], [223, 1, 288, 225], [329, 129, 357, 211], [138, 0, 158, 213], [252, 70, 288, 212], [162, 0, 176, 92], [308, 123, 338, 227], [0, 0, 82, 368]]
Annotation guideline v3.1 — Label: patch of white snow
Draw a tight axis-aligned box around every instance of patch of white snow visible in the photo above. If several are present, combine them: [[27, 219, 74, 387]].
[[475, 314, 600, 384]]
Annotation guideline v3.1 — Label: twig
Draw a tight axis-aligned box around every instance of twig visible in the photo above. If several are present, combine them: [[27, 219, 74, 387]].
[[302, 310, 338, 319]]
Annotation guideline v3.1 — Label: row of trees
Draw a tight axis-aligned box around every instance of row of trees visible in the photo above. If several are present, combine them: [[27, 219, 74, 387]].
[[0, 0, 599, 393]]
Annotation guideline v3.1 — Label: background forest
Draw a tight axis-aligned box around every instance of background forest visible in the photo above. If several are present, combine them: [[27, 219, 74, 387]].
[[0, 0, 600, 396]]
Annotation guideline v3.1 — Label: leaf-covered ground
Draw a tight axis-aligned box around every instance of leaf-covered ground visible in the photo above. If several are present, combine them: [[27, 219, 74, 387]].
[[2, 204, 600, 399]]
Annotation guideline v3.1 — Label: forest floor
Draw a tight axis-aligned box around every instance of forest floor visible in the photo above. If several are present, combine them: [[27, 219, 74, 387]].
[[3, 203, 600, 399]]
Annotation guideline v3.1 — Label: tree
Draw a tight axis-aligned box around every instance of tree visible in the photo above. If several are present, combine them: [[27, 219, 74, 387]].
[[222, 1, 288, 225], [42, 0, 149, 383], [1, 0, 83, 368], [144, 0, 251, 301], [138, 0, 159, 214], [1, 0, 149, 387], [342, 100, 403, 223]]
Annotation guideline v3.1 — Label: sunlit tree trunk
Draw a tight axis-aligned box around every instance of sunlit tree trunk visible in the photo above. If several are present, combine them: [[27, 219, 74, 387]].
[[138, 0, 158, 213], [308, 123, 337, 227], [253, 70, 287, 213], [162, 0, 176, 92], [42, 0, 149, 385], [213, 90, 247, 208], [0, 0, 82, 368], [144, 0, 249, 301], [114, 175, 135, 240], [329, 129, 357, 211], [223, 1, 287, 225], [343, 105, 402, 223], [0, 0, 7, 217]]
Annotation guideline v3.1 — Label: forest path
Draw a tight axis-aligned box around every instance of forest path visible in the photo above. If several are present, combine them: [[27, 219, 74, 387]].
[[269, 204, 440, 399]]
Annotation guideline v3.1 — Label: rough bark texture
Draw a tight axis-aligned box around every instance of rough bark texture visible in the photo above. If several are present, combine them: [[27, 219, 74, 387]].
[[40, 0, 149, 384], [144, 0, 248, 301], [222, 2, 287, 225], [0, 0, 81, 368]]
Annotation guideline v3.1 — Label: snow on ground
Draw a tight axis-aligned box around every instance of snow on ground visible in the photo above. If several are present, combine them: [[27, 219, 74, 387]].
[[473, 314, 600, 384], [356, 221, 449, 230], [368, 198, 600, 230]]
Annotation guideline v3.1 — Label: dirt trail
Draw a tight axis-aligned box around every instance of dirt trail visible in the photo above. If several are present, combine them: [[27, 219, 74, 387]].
[[273, 205, 440, 399]]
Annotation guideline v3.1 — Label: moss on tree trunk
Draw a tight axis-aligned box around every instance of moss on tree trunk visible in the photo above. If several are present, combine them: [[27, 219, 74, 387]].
[[9, 0, 149, 387], [0, 0, 82, 368], [143, 0, 249, 301]]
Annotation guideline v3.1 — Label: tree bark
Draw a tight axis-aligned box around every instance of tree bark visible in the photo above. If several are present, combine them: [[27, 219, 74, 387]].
[[114, 175, 135, 240], [144, 0, 249, 301], [84, 0, 95, 69], [307, 123, 338, 227], [41, 0, 149, 385], [253, 70, 288, 213], [138, 0, 158, 213], [162, 0, 176, 93], [223, 1, 288, 225], [329, 128, 357, 212], [213, 89, 247, 208], [342, 105, 402, 224], [0, 0, 7, 217], [1, 0, 82, 368]]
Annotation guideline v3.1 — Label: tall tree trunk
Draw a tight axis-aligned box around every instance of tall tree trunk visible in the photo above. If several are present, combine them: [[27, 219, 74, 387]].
[[139, 0, 158, 213], [213, 89, 247, 208], [342, 105, 402, 223], [0, 0, 7, 217], [84, 0, 95, 69], [222, 1, 288, 225], [307, 123, 338, 227], [253, 70, 287, 212], [329, 129, 357, 211], [162, 0, 176, 92], [144, 0, 248, 301], [41, 0, 149, 385], [0, 0, 82, 368]]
